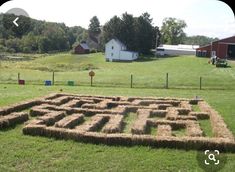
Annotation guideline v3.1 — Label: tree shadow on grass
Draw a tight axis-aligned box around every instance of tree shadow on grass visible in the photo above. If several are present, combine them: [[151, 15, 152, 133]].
[[136, 54, 179, 62]]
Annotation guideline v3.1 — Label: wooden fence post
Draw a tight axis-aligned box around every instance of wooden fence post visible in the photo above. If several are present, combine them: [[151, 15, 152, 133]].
[[131, 74, 133, 88], [200, 77, 202, 90], [91, 76, 93, 86], [166, 73, 168, 89], [18, 73, 20, 82], [52, 71, 55, 85]]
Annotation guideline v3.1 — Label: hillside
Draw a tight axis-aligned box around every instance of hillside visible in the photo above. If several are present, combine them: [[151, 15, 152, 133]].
[[0, 13, 86, 53]]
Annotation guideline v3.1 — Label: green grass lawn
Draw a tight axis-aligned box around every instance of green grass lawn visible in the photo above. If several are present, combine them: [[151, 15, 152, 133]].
[[0, 84, 235, 171], [0, 53, 235, 171], [1, 52, 235, 89]]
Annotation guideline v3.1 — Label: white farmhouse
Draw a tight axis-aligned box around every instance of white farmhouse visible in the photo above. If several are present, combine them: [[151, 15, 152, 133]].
[[105, 39, 138, 62]]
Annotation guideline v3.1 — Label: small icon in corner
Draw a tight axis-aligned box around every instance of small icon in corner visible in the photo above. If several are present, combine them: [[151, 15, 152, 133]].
[[2, 8, 31, 36], [13, 17, 19, 27], [204, 150, 220, 165]]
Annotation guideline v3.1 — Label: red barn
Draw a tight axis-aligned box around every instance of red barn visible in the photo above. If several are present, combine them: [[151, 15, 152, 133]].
[[74, 43, 90, 54], [196, 36, 235, 59]]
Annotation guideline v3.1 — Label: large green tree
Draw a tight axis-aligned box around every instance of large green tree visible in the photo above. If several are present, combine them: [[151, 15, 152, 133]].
[[135, 13, 157, 53], [102, 12, 158, 54], [102, 15, 122, 43], [183, 35, 219, 46], [88, 16, 101, 34], [161, 17, 187, 45], [119, 13, 136, 50]]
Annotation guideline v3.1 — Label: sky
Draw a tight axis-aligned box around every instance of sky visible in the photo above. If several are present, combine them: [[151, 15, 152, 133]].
[[0, 0, 234, 39]]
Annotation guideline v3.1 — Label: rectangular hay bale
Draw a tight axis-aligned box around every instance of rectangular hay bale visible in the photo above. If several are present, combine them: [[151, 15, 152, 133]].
[[55, 114, 84, 128]]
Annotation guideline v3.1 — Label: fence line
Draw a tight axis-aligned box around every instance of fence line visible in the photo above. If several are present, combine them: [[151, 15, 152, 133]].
[[0, 72, 233, 90]]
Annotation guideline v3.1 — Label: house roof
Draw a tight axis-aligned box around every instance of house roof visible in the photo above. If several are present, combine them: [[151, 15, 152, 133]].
[[114, 39, 126, 47], [80, 43, 89, 50], [106, 38, 126, 48]]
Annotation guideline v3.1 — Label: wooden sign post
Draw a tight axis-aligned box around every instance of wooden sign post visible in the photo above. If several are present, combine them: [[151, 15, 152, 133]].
[[89, 70, 95, 86]]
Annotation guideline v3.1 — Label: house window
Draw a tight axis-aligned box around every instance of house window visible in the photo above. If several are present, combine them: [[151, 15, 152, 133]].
[[111, 53, 113, 56], [112, 46, 114, 49]]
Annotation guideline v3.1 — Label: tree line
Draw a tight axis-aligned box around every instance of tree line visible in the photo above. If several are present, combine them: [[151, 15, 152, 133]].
[[100, 12, 160, 54], [0, 13, 86, 53], [0, 13, 218, 54]]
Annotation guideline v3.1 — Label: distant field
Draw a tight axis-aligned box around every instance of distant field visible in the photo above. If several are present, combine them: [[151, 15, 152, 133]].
[[1, 52, 235, 89], [0, 52, 235, 171]]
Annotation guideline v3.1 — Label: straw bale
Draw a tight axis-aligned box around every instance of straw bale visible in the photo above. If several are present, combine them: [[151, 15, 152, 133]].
[[38, 111, 66, 126], [102, 115, 124, 133], [180, 101, 192, 110], [189, 112, 209, 119], [55, 114, 84, 128], [186, 121, 203, 137], [157, 125, 172, 137], [166, 107, 178, 120], [76, 115, 109, 132], [150, 110, 167, 118]]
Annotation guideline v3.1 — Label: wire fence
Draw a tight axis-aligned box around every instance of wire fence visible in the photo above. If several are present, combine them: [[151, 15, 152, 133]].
[[0, 71, 234, 90]]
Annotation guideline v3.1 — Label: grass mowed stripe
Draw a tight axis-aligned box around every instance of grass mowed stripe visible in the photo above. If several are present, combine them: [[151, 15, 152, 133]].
[[149, 126, 158, 136], [192, 105, 201, 112], [199, 119, 213, 137], [123, 112, 138, 133], [172, 128, 186, 137]]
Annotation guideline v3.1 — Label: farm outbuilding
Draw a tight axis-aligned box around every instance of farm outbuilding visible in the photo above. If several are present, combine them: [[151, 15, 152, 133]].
[[196, 35, 235, 59], [105, 39, 138, 62], [156, 44, 199, 56], [74, 42, 90, 54]]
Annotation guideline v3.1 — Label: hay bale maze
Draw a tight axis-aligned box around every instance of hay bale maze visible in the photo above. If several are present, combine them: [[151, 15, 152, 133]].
[[0, 93, 234, 152]]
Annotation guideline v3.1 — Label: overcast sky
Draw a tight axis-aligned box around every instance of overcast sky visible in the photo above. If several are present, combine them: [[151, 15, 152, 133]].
[[0, 0, 234, 39]]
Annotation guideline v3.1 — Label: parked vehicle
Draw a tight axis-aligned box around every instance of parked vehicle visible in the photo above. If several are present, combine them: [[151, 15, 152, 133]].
[[215, 58, 228, 67]]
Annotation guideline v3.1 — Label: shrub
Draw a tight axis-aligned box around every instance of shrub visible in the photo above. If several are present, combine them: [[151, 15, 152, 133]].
[[90, 48, 97, 53]]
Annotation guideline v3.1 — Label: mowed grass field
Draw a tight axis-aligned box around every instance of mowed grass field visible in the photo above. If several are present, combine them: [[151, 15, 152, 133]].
[[0, 53, 235, 171], [1, 53, 235, 89]]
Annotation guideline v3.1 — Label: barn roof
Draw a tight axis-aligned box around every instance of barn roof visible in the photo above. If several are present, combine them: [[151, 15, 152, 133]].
[[80, 43, 90, 50], [196, 35, 235, 50]]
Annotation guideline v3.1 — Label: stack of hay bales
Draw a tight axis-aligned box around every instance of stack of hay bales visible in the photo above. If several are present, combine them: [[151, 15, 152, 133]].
[[189, 112, 209, 119], [75, 115, 109, 132], [157, 104, 173, 110], [38, 111, 66, 126], [61, 99, 83, 108], [55, 114, 84, 128], [131, 109, 150, 134], [198, 101, 234, 141], [176, 108, 191, 115], [2, 93, 234, 152], [150, 110, 167, 118], [102, 115, 124, 133], [0, 112, 28, 129], [180, 101, 192, 110], [48, 96, 73, 106], [157, 125, 172, 137], [186, 121, 203, 137], [166, 107, 179, 120], [29, 108, 51, 116]]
